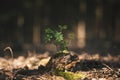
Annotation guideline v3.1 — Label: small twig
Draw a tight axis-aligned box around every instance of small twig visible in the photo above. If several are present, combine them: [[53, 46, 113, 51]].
[[102, 63, 113, 71], [4, 47, 14, 72]]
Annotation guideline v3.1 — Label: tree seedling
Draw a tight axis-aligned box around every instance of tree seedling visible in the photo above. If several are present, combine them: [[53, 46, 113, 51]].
[[45, 25, 70, 53], [45, 25, 85, 80]]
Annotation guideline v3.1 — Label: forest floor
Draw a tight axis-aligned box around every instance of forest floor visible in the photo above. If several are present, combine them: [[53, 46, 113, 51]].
[[0, 50, 120, 80]]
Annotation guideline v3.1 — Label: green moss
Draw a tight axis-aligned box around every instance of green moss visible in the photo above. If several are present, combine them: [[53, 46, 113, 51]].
[[56, 71, 86, 80]]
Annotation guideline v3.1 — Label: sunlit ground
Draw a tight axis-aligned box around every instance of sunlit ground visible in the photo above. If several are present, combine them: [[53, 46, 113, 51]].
[[0, 50, 119, 80]]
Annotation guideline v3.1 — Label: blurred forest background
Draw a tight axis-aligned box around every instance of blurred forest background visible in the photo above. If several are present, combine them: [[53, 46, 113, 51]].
[[0, 0, 120, 55]]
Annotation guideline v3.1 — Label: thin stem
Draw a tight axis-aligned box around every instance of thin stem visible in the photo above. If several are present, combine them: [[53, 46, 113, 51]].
[[102, 63, 113, 71], [4, 47, 14, 72]]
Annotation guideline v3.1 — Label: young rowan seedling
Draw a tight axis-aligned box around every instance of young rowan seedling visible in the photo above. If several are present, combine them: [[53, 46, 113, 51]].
[[45, 25, 71, 53]]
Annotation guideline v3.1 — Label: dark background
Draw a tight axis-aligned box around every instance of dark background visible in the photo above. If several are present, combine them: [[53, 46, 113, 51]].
[[0, 0, 120, 55]]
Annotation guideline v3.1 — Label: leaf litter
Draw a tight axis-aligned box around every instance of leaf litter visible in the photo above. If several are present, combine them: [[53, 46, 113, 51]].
[[0, 50, 120, 80]]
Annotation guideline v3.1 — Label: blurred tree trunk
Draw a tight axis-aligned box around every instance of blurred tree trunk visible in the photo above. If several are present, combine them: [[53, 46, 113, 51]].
[[33, 0, 42, 47], [112, 1, 120, 44], [17, 15, 24, 43], [76, 0, 87, 48]]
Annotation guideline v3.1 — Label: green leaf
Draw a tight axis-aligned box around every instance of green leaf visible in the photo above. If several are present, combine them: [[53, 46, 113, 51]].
[[58, 25, 67, 31], [54, 32, 63, 42], [62, 25, 67, 29], [45, 28, 54, 34], [45, 34, 53, 42]]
